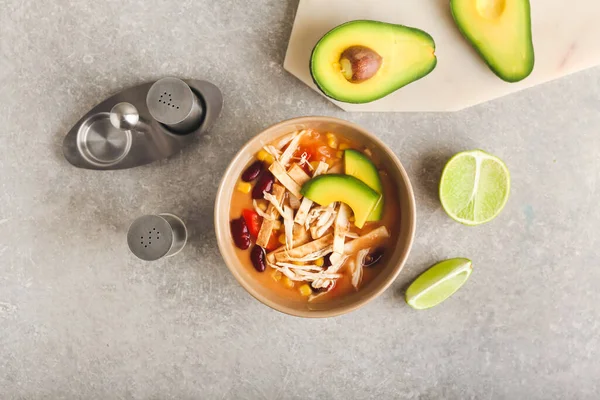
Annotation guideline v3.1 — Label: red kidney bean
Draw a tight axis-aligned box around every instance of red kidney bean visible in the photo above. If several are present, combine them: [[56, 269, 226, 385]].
[[230, 217, 250, 250], [241, 160, 264, 182], [363, 248, 384, 267], [252, 170, 275, 199], [250, 245, 266, 272], [323, 253, 333, 268]]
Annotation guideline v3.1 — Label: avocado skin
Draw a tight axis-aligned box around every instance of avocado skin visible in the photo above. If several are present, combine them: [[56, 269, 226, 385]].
[[309, 20, 437, 104]]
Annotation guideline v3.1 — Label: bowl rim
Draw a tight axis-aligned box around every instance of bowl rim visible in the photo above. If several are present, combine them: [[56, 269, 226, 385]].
[[214, 116, 416, 318]]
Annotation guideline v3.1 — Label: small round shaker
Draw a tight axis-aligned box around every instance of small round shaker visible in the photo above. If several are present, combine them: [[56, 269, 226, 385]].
[[127, 213, 188, 261]]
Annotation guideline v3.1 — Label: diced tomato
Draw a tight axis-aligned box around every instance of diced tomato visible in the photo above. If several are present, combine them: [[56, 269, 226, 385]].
[[266, 232, 281, 251], [242, 209, 261, 238]]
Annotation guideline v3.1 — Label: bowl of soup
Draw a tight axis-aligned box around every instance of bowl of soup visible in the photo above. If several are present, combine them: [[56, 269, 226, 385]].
[[215, 116, 416, 317]]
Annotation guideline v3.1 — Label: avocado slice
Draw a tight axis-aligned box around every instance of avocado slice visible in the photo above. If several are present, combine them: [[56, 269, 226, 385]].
[[310, 20, 437, 104], [344, 149, 384, 221], [451, 0, 534, 82], [300, 174, 382, 229]]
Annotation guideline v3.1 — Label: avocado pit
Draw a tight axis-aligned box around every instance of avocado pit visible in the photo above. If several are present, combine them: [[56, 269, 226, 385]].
[[339, 46, 382, 83]]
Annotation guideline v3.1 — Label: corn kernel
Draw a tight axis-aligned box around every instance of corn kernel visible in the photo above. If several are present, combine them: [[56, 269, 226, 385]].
[[299, 284, 312, 296], [326, 133, 336, 140], [264, 154, 275, 165], [271, 270, 282, 282], [327, 138, 338, 149], [315, 257, 324, 267], [339, 143, 351, 151], [278, 233, 286, 245], [336, 151, 343, 158], [237, 181, 252, 194], [256, 149, 269, 161], [283, 276, 294, 288]]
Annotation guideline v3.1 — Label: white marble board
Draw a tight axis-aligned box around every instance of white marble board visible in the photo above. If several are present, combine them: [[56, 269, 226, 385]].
[[283, 0, 600, 111]]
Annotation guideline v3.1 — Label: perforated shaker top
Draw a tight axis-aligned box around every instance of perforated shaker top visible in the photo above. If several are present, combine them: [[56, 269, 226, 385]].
[[146, 77, 196, 125], [127, 215, 174, 261]]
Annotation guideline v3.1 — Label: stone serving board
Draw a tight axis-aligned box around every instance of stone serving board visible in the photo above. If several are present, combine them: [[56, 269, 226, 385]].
[[284, 0, 600, 111]]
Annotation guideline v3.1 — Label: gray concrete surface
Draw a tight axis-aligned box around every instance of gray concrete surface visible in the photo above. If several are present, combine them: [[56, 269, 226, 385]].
[[1, 0, 599, 398]]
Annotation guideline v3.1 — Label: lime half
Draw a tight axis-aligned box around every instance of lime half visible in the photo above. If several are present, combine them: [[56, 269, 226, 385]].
[[405, 258, 472, 310], [439, 150, 510, 225]]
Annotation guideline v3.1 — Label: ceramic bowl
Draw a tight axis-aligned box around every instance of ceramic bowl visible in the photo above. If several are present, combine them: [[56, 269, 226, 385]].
[[215, 116, 416, 317]]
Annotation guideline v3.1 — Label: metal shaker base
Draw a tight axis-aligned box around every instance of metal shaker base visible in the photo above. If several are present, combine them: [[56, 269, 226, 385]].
[[77, 113, 133, 166], [63, 79, 223, 170]]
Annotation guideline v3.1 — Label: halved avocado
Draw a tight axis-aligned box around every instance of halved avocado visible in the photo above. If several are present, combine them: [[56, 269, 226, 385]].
[[451, 0, 534, 82], [344, 149, 383, 221], [310, 20, 437, 104], [300, 174, 382, 228]]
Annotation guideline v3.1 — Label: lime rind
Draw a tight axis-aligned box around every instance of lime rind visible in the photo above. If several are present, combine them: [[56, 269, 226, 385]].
[[405, 258, 472, 310], [439, 149, 510, 226]]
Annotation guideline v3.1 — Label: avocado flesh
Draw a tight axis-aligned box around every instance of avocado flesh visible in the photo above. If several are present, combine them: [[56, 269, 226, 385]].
[[451, 0, 534, 82], [310, 20, 437, 104], [344, 149, 384, 222], [300, 174, 382, 229]]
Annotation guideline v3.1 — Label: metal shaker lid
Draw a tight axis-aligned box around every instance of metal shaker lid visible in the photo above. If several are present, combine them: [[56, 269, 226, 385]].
[[146, 77, 199, 125], [127, 215, 174, 261]]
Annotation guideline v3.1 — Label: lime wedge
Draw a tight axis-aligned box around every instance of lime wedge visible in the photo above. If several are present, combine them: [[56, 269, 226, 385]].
[[439, 150, 510, 225], [405, 258, 472, 310]]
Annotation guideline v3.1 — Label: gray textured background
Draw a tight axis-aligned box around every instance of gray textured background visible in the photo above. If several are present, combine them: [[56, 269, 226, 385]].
[[1, 0, 599, 399]]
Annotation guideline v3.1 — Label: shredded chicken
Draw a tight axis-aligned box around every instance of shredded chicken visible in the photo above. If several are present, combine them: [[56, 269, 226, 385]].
[[294, 269, 342, 280], [304, 206, 327, 230], [252, 200, 274, 221], [270, 263, 340, 282], [294, 161, 329, 225], [279, 130, 305, 166], [333, 203, 351, 254], [298, 152, 311, 169], [310, 210, 336, 239], [275, 132, 297, 150], [263, 145, 282, 159], [264, 191, 288, 219], [275, 262, 322, 272], [256, 184, 286, 248], [274, 234, 333, 262], [350, 249, 369, 289], [344, 226, 390, 254], [279, 245, 332, 263], [304, 159, 315, 171], [311, 254, 348, 290]]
